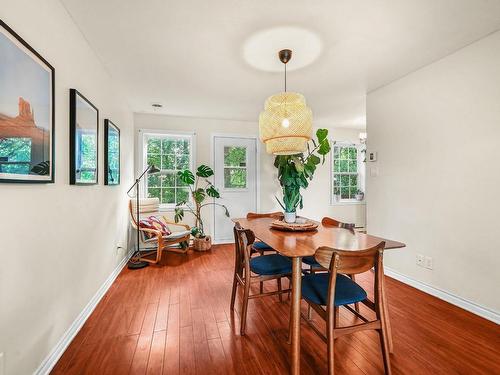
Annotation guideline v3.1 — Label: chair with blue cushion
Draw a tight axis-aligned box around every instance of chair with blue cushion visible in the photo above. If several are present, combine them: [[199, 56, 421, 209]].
[[246, 211, 283, 255], [301, 242, 391, 374], [230, 222, 292, 335]]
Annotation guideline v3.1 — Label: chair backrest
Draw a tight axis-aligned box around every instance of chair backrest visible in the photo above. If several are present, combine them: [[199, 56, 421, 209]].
[[247, 211, 284, 220], [233, 222, 256, 275], [321, 216, 355, 230], [129, 197, 161, 226], [315, 241, 386, 308]]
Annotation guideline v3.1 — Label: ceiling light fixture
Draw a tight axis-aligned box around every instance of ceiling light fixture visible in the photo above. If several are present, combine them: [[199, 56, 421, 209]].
[[259, 49, 312, 155]]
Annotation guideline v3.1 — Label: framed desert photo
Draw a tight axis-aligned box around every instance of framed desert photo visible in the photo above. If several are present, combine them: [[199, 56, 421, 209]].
[[69, 89, 98, 185], [0, 20, 55, 183], [104, 119, 120, 185]]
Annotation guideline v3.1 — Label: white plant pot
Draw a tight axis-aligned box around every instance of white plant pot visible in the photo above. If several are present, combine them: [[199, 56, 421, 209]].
[[284, 211, 296, 223], [355, 194, 364, 201]]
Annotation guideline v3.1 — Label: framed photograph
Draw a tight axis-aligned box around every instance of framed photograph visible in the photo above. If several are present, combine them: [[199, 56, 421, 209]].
[[69, 89, 98, 185], [104, 119, 120, 185], [0, 20, 55, 183]]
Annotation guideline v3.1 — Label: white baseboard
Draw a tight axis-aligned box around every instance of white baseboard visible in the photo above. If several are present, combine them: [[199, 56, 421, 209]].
[[385, 267, 500, 325], [34, 251, 133, 375]]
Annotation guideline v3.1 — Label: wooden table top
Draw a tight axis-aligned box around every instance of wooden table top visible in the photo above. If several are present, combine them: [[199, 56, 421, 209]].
[[233, 217, 406, 258]]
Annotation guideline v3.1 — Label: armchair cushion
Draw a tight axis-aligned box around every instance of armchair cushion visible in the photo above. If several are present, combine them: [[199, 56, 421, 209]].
[[139, 216, 172, 239]]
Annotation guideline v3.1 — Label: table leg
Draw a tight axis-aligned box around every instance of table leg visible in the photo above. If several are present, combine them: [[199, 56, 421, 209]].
[[290, 257, 302, 375], [381, 274, 394, 353]]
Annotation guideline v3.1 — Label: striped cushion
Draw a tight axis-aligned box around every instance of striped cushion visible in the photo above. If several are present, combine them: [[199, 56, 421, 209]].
[[139, 216, 171, 239]]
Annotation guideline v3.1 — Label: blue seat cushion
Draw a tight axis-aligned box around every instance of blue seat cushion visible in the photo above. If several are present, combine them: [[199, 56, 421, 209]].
[[252, 241, 273, 251], [302, 256, 320, 266], [250, 254, 292, 275], [302, 273, 367, 306]]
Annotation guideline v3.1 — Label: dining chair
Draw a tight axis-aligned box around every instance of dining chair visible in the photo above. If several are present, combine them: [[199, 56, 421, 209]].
[[246, 211, 283, 255], [301, 241, 391, 374], [230, 222, 292, 335]]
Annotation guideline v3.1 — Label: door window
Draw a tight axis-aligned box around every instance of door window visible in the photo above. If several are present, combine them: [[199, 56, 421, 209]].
[[223, 146, 247, 189]]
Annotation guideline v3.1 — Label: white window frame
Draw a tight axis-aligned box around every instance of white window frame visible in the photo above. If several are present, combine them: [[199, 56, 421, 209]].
[[330, 140, 366, 206], [137, 129, 196, 210], [222, 145, 249, 191]]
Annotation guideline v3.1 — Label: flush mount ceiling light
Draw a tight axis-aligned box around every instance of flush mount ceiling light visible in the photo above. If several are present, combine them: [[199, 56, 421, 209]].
[[259, 49, 313, 155]]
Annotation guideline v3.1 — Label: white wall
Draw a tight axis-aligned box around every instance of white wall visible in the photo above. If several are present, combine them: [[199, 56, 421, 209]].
[[0, 1, 134, 374], [366, 31, 500, 315], [134, 113, 366, 231]]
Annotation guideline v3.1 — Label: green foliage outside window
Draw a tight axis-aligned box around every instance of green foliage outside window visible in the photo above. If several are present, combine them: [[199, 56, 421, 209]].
[[223, 146, 247, 188], [333, 144, 360, 199], [146, 137, 191, 205]]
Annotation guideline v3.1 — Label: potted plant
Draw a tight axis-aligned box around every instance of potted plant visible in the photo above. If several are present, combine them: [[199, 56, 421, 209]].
[[355, 189, 365, 201], [274, 129, 332, 223], [174, 164, 229, 251]]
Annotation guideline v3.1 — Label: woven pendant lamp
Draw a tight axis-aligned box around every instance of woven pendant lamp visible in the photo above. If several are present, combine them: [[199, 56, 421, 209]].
[[259, 49, 312, 155]]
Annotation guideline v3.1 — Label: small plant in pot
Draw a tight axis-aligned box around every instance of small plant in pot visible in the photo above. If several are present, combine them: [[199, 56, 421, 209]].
[[274, 129, 332, 223], [174, 165, 229, 251], [355, 189, 365, 201]]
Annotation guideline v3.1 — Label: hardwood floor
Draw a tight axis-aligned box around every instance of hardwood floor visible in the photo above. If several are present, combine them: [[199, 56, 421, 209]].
[[51, 244, 500, 374]]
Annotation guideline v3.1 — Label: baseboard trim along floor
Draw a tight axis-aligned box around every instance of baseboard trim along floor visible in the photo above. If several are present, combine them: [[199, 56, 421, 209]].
[[34, 251, 133, 375], [385, 267, 500, 324]]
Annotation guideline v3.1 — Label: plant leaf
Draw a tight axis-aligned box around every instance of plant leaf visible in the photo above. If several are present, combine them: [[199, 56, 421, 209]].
[[30, 160, 50, 175], [318, 140, 331, 156], [206, 185, 220, 198], [174, 207, 184, 223], [292, 157, 304, 173], [316, 128, 328, 143], [193, 188, 206, 203], [177, 169, 195, 184], [196, 165, 214, 177], [308, 154, 321, 165]]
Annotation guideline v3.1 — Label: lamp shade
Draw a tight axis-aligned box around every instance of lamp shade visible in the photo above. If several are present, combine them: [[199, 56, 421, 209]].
[[259, 92, 312, 155]]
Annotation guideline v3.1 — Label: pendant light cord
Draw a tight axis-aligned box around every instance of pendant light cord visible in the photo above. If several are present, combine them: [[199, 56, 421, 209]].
[[284, 63, 287, 92]]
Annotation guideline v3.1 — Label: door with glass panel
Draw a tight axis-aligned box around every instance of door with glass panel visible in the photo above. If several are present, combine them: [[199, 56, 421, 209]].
[[213, 136, 257, 243]]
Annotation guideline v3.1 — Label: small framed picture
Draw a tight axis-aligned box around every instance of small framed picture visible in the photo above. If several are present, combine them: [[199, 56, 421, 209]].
[[69, 89, 98, 185], [104, 119, 120, 185], [0, 20, 55, 183]]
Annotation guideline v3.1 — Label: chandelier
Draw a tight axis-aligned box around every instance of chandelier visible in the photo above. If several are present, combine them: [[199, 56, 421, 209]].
[[259, 49, 313, 155]]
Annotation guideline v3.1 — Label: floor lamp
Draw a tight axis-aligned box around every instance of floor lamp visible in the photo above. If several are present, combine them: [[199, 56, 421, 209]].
[[127, 164, 160, 269]]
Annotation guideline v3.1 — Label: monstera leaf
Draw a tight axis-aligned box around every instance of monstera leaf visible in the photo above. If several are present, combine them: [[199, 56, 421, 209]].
[[31, 161, 50, 175], [196, 165, 214, 177], [177, 169, 195, 184], [206, 185, 220, 198], [193, 188, 206, 203]]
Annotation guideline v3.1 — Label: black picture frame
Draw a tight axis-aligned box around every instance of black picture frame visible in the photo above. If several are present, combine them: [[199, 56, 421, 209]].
[[0, 19, 55, 183], [69, 89, 99, 185], [104, 119, 120, 185]]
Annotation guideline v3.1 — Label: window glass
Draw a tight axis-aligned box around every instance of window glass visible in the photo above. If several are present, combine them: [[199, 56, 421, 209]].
[[224, 146, 247, 188], [332, 143, 364, 201], [144, 134, 193, 206]]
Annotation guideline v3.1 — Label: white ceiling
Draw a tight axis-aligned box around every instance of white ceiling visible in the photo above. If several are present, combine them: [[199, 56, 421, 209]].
[[61, 0, 500, 128]]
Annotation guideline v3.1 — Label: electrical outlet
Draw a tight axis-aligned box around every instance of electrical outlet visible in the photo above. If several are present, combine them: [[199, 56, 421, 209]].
[[416, 254, 424, 267], [0, 352, 5, 375], [424, 256, 433, 270]]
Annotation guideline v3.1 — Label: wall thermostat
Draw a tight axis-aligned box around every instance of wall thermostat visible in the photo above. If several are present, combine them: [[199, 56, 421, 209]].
[[369, 151, 377, 162]]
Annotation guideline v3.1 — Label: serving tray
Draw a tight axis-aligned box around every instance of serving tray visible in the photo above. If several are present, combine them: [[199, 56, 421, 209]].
[[270, 219, 319, 232]]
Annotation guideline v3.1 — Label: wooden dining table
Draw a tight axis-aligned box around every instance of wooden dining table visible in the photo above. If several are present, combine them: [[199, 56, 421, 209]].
[[233, 216, 406, 375]]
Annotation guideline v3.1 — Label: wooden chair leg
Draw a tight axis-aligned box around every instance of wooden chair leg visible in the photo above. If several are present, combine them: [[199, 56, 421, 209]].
[[379, 300, 392, 374], [334, 306, 339, 328], [277, 278, 283, 302], [240, 279, 251, 336], [259, 281, 264, 294], [230, 273, 238, 310], [307, 305, 312, 320], [327, 310, 335, 375]]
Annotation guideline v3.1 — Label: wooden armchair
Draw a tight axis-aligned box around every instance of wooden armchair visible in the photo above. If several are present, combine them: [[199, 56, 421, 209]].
[[129, 198, 191, 264]]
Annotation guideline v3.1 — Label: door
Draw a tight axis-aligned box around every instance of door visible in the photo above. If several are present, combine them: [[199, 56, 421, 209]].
[[213, 136, 257, 243]]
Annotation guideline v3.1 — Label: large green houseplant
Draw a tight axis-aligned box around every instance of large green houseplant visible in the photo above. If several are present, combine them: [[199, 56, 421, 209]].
[[274, 129, 331, 223], [174, 164, 229, 250]]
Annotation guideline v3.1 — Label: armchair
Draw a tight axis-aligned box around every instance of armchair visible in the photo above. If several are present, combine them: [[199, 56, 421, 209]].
[[129, 197, 191, 264]]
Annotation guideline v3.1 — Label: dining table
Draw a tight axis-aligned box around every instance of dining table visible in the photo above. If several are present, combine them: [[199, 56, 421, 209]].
[[233, 216, 406, 375]]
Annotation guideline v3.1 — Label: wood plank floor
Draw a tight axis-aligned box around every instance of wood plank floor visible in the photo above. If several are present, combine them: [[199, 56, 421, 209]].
[[51, 244, 500, 374]]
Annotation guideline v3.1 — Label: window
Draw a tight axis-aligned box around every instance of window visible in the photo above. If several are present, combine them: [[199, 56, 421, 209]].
[[332, 142, 365, 203], [223, 146, 247, 189], [141, 131, 195, 208]]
